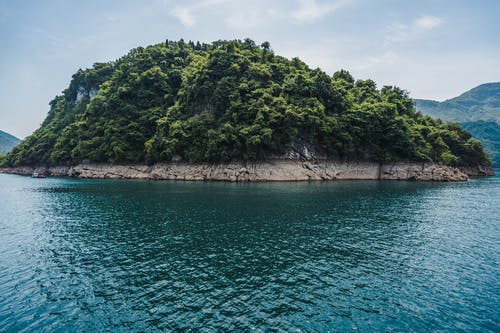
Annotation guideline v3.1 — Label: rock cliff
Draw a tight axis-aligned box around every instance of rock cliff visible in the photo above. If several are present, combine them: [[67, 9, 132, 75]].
[[1, 160, 480, 182]]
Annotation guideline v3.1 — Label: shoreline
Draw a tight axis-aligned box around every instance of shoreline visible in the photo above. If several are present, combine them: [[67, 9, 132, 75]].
[[0, 160, 494, 182]]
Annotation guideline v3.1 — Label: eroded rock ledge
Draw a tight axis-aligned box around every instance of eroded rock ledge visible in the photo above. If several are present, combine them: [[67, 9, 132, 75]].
[[0, 161, 489, 182]]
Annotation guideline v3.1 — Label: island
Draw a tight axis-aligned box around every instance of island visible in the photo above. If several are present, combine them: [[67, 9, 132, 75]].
[[0, 39, 494, 181]]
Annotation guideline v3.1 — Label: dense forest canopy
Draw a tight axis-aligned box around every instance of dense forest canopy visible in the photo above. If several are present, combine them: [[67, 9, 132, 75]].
[[1, 39, 491, 167]]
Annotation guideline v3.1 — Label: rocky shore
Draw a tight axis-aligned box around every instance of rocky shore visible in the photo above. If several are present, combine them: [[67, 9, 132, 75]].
[[0, 160, 490, 182]]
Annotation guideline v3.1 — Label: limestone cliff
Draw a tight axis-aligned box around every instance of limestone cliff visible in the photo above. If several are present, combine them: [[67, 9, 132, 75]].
[[1, 160, 480, 182]]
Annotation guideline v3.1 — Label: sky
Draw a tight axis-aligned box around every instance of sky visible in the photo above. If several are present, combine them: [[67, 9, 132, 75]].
[[1, 0, 499, 138]]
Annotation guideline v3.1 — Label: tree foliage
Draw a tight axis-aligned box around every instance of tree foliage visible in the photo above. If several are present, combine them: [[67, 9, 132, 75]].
[[3, 39, 491, 167]]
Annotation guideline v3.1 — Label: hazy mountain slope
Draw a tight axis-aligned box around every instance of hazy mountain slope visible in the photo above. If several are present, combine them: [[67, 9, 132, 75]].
[[414, 82, 500, 123], [461, 121, 500, 167], [414, 82, 500, 167], [0, 130, 21, 155]]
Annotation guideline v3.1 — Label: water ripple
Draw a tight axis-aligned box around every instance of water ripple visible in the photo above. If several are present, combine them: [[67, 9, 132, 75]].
[[0, 175, 499, 331]]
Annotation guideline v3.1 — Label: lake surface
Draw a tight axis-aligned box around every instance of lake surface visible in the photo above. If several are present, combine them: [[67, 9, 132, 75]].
[[0, 174, 498, 332]]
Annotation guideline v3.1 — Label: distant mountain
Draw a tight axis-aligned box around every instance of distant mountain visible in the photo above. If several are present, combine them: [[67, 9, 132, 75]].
[[414, 82, 500, 167], [414, 82, 500, 123], [461, 121, 500, 168], [0, 130, 20, 155]]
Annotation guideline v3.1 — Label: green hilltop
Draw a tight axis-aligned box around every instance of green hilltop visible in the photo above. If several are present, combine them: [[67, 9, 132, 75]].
[[2, 39, 491, 167]]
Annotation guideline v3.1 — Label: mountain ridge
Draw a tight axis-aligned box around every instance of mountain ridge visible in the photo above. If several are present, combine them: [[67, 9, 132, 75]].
[[0, 130, 21, 155], [414, 82, 500, 123], [414, 82, 500, 167]]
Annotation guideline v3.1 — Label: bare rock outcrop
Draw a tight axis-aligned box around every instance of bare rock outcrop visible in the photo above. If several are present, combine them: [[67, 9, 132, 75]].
[[1, 161, 476, 182], [459, 165, 495, 176], [380, 163, 468, 181]]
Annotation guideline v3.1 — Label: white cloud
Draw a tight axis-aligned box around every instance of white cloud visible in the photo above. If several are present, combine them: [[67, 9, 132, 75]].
[[194, 0, 230, 6], [415, 15, 443, 30], [385, 15, 444, 43], [291, 0, 347, 23], [224, 6, 287, 30], [170, 7, 196, 27], [169, 0, 230, 28], [225, 9, 266, 29], [385, 23, 410, 43], [355, 51, 399, 70], [168, 0, 350, 30]]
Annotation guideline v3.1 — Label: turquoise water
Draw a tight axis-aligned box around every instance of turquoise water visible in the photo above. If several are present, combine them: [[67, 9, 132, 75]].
[[0, 174, 498, 332]]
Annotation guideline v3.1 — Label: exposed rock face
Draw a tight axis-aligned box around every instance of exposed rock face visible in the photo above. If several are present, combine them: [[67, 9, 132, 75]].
[[1, 166, 37, 175], [280, 139, 327, 160], [0, 161, 476, 182], [459, 165, 495, 176], [380, 163, 469, 181], [75, 85, 98, 104]]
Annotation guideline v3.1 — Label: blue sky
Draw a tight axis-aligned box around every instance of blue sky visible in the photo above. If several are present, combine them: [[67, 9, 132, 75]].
[[1, 0, 499, 138]]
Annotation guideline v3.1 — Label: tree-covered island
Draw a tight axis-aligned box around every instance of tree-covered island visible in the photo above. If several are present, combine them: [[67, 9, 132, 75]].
[[1, 39, 491, 168]]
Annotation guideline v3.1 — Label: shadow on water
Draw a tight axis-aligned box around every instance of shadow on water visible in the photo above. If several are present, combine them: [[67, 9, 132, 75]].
[[0, 175, 498, 331]]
